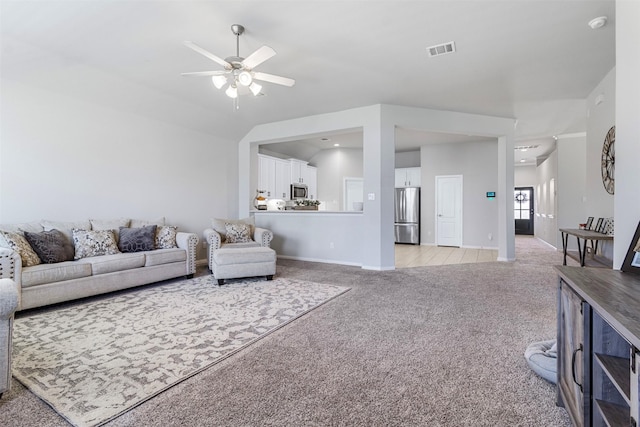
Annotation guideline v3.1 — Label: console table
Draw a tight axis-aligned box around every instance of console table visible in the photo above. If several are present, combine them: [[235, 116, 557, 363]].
[[556, 266, 640, 427], [560, 228, 614, 268]]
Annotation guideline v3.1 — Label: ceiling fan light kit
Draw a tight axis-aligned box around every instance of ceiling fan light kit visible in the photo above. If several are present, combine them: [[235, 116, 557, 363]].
[[182, 24, 295, 109]]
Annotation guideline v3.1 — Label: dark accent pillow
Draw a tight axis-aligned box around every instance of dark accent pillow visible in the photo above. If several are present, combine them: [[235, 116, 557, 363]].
[[23, 229, 75, 263], [118, 225, 157, 253]]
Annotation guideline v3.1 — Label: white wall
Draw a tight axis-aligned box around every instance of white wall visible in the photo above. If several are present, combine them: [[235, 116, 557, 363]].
[[556, 135, 587, 251], [614, 0, 640, 269], [310, 148, 363, 211], [515, 165, 536, 187], [535, 151, 558, 248], [585, 67, 615, 220], [420, 140, 499, 249], [0, 80, 237, 260]]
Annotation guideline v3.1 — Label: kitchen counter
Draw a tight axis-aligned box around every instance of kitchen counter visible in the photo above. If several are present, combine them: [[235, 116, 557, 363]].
[[252, 210, 363, 214]]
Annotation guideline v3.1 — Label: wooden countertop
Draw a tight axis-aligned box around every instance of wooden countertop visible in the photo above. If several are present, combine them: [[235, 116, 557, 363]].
[[555, 265, 640, 349], [559, 228, 614, 240]]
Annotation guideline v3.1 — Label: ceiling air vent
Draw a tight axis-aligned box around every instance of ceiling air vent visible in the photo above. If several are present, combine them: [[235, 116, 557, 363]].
[[427, 41, 456, 57]]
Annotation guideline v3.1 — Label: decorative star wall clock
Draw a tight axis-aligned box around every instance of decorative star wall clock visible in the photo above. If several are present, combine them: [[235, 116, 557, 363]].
[[601, 126, 615, 195]]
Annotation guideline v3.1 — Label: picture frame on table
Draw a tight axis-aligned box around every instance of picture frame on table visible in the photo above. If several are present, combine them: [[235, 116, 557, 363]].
[[621, 220, 640, 274]]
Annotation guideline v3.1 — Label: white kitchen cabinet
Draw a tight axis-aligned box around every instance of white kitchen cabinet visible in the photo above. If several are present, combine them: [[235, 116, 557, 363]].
[[395, 167, 421, 187], [258, 154, 275, 198], [274, 158, 290, 200], [290, 159, 308, 184], [259, 154, 291, 199], [303, 165, 317, 199]]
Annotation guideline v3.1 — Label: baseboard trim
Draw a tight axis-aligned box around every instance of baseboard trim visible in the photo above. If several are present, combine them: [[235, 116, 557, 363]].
[[277, 254, 362, 267]]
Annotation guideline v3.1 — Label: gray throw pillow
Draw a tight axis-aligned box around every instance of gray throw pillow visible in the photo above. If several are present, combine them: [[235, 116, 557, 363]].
[[118, 225, 157, 253], [24, 229, 75, 263]]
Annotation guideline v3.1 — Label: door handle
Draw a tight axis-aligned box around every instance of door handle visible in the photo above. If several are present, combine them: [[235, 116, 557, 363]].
[[571, 344, 583, 392], [438, 214, 443, 217]]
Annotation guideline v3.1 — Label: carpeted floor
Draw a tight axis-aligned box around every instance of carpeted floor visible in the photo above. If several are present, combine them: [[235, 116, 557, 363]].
[[0, 236, 574, 426]]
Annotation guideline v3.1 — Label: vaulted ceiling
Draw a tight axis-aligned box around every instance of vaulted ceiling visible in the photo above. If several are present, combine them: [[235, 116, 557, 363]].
[[1, 1, 615, 164]]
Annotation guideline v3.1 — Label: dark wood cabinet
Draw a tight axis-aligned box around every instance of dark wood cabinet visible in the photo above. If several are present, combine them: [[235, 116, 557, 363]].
[[556, 266, 640, 427]]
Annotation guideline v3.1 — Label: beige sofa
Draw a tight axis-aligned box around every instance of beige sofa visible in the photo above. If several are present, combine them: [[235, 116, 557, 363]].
[[0, 218, 198, 311], [0, 278, 19, 399]]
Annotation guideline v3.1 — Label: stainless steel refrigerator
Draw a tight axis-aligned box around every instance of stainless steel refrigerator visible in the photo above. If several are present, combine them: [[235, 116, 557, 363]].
[[394, 187, 420, 244]]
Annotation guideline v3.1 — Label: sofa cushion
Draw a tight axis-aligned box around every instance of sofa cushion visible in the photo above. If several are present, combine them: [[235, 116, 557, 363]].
[[222, 241, 262, 249], [77, 252, 146, 275], [0, 221, 43, 234], [118, 225, 157, 253], [22, 261, 92, 288], [90, 218, 131, 241], [72, 229, 120, 260], [23, 229, 75, 263], [130, 217, 165, 228], [0, 230, 41, 267], [90, 218, 131, 230], [144, 248, 186, 267], [42, 219, 92, 242], [156, 226, 178, 249]]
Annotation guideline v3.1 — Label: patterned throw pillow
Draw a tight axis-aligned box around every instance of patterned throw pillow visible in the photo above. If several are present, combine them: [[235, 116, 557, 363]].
[[118, 225, 157, 253], [24, 229, 75, 263], [156, 225, 178, 249], [72, 229, 120, 260], [0, 230, 41, 267], [224, 223, 253, 243]]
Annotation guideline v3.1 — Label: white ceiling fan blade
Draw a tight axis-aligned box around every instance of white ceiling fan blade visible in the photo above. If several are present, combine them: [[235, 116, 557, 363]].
[[253, 72, 296, 87], [241, 46, 276, 69], [183, 41, 230, 68], [181, 70, 228, 77]]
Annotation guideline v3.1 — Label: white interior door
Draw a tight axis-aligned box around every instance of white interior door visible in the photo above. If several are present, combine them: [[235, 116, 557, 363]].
[[436, 175, 462, 247]]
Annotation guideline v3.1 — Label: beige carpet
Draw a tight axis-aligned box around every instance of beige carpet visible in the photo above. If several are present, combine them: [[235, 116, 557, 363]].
[[10, 276, 349, 427]]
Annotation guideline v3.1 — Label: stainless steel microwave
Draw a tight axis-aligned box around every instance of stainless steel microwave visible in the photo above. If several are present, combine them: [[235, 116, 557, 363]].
[[290, 183, 308, 200]]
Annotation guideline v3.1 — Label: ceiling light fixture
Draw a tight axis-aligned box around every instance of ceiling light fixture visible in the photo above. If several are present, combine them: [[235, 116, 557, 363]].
[[211, 75, 227, 89], [182, 24, 295, 110], [588, 16, 608, 29], [333, 143, 340, 147]]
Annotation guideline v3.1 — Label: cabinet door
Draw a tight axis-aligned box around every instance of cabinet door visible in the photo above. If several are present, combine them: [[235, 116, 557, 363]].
[[304, 165, 317, 199], [258, 155, 276, 198], [274, 159, 290, 200], [395, 169, 407, 187], [290, 159, 307, 184], [557, 280, 590, 427], [406, 167, 421, 187]]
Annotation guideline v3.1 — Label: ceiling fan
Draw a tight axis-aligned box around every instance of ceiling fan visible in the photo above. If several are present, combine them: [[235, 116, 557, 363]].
[[182, 24, 295, 103]]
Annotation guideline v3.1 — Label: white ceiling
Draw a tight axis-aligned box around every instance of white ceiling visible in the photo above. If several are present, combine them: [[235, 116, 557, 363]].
[[1, 1, 615, 165]]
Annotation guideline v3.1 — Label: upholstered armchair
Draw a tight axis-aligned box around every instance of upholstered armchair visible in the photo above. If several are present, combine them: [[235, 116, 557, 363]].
[[203, 218, 273, 273], [0, 277, 19, 399]]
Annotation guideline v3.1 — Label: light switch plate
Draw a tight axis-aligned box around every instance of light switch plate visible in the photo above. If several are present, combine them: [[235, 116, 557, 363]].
[[367, 193, 375, 201]]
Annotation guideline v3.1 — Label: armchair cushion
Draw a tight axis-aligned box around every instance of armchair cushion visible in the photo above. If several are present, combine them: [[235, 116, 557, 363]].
[[225, 223, 253, 243], [211, 217, 255, 242]]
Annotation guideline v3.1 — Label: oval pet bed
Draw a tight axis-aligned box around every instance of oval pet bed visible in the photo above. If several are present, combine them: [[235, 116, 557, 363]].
[[525, 339, 557, 384]]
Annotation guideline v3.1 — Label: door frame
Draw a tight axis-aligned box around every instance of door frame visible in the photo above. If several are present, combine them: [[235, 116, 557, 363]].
[[435, 174, 463, 247]]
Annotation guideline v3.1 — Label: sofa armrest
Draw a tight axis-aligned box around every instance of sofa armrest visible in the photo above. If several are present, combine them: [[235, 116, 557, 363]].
[[176, 232, 198, 276], [254, 227, 273, 248], [0, 279, 19, 320], [0, 248, 20, 286]]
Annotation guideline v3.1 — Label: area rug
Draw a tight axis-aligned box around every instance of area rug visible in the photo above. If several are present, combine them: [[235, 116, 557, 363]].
[[11, 276, 350, 427]]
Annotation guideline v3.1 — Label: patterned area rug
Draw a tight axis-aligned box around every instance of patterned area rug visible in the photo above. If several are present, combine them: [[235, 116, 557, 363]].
[[12, 276, 349, 427]]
